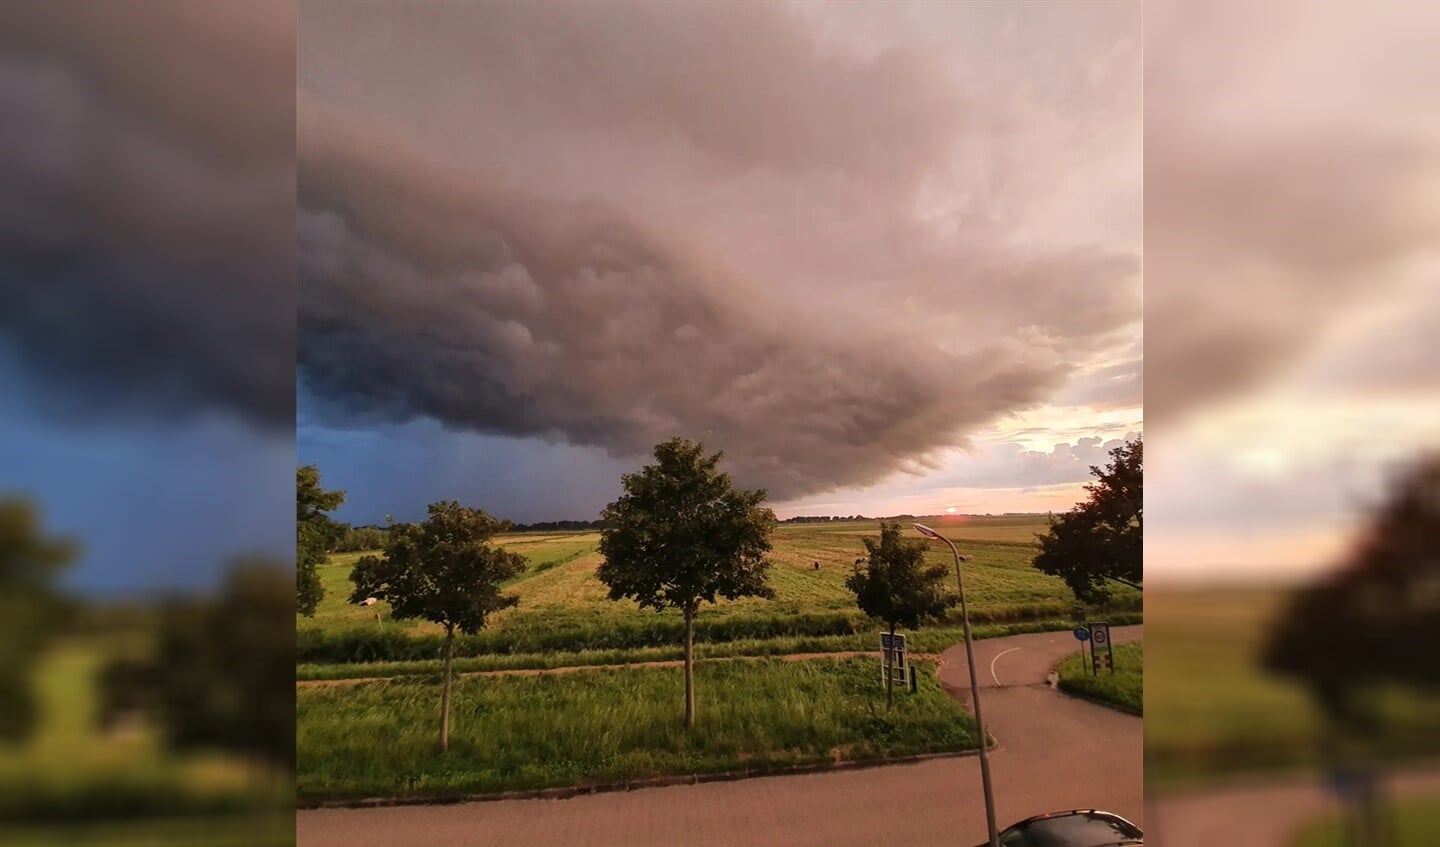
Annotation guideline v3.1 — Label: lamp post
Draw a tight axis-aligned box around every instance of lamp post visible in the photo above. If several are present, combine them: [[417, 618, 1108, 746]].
[[914, 522, 999, 847]]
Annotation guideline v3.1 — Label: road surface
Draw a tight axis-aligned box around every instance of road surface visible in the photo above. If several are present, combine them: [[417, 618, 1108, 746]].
[[297, 626, 1143, 847], [1149, 767, 1440, 847]]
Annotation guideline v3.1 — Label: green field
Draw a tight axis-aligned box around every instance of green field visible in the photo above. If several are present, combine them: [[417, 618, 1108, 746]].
[[1145, 589, 1440, 787], [0, 643, 290, 842], [1294, 795, 1440, 847], [1057, 641, 1142, 715], [297, 657, 974, 803], [298, 518, 1141, 665]]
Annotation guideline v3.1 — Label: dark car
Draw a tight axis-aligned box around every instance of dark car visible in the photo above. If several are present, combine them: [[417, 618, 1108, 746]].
[[973, 809, 1143, 847]]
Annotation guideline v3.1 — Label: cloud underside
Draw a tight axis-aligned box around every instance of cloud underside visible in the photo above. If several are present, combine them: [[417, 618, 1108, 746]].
[[297, 1, 1142, 499]]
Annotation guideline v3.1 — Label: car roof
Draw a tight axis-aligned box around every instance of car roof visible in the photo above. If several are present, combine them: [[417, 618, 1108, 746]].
[[999, 810, 1144, 846], [1010, 809, 1135, 827]]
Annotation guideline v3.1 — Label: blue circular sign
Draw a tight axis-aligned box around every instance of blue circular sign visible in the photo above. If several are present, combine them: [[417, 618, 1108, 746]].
[[1073, 627, 1091, 641]]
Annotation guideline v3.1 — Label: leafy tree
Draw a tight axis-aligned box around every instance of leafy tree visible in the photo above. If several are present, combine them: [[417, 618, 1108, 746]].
[[598, 437, 776, 728], [0, 499, 76, 740], [1264, 453, 1440, 724], [1033, 438, 1142, 603], [1264, 453, 1439, 847], [350, 501, 526, 752], [100, 559, 295, 771], [296, 464, 345, 616], [847, 521, 957, 709]]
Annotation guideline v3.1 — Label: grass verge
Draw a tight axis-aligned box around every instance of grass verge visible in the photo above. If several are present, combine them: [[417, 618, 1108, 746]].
[[297, 657, 974, 803], [1056, 641, 1142, 715], [1293, 794, 1440, 847], [3, 815, 294, 847]]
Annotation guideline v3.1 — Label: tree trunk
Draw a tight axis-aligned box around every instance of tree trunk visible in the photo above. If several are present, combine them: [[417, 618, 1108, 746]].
[[440, 626, 454, 754], [684, 604, 696, 729], [886, 621, 896, 711]]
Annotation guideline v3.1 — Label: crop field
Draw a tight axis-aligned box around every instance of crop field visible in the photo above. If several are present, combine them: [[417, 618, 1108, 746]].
[[298, 518, 1142, 666], [296, 656, 975, 803]]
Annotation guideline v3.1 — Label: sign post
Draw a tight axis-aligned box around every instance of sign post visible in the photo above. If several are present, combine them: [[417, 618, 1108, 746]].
[[1072, 625, 1091, 674], [1088, 621, 1113, 675], [879, 632, 909, 688]]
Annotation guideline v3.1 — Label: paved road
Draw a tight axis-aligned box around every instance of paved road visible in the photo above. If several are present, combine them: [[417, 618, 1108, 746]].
[[1148, 767, 1440, 847], [297, 627, 1142, 847]]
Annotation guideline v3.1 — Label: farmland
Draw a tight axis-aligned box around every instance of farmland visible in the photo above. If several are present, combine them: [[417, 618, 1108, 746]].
[[295, 515, 1144, 801], [297, 517, 1142, 669]]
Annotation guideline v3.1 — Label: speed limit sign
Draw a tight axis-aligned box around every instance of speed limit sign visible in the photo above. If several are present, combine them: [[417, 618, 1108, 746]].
[[1087, 621, 1113, 676]]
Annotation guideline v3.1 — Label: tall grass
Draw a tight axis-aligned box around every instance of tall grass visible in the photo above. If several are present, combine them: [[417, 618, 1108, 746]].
[[297, 657, 975, 802]]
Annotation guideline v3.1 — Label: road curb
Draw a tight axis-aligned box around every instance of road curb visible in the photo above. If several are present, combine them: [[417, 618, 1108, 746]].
[[298, 748, 982, 810]]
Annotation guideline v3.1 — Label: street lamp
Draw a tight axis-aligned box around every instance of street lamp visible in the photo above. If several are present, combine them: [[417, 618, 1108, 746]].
[[914, 522, 999, 847]]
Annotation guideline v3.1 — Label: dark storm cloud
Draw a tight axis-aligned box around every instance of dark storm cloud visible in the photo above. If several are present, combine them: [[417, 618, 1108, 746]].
[[298, 1, 1141, 499], [0, 2, 295, 430]]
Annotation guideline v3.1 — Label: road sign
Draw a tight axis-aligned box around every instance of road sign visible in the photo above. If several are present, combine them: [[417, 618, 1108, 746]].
[[879, 632, 909, 687], [1073, 626, 1091, 641], [1087, 621, 1114, 676]]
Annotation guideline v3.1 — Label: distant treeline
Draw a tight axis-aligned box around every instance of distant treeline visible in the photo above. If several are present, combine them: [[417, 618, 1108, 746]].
[[508, 519, 609, 532], [330, 524, 390, 552], [330, 519, 611, 551], [781, 513, 1046, 524], [330, 513, 1046, 550]]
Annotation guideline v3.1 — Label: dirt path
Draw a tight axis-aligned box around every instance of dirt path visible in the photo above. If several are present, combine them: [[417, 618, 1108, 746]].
[[297, 651, 946, 687], [296, 627, 1142, 847]]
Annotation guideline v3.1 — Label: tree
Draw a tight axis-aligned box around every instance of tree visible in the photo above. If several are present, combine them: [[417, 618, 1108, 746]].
[[296, 465, 345, 616], [1263, 453, 1440, 847], [349, 501, 526, 753], [0, 499, 76, 740], [100, 560, 296, 772], [597, 437, 776, 728], [847, 521, 957, 709], [1032, 438, 1142, 603], [1264, 453, 1440, 722]]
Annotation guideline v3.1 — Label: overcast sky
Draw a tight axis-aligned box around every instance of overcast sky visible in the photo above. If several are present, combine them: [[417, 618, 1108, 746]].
[[297, 0, 1143, 524], [1143, 0, 1440, 583]]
